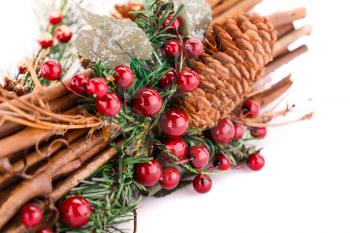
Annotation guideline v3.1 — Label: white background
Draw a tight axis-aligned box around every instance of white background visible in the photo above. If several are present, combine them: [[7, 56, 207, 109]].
[[1, 0, 350, 232]]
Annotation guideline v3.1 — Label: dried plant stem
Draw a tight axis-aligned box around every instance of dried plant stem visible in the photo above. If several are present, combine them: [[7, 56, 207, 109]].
[[0, 94, 79, 139], [212, 0, 243, 16], [0, 129, 87, 189], [265, 45, 308, 76], [268, 8, 306, 27], [212, 0, 262, 24], [0, 131, 106, 229], [273, 25, 312, 57]]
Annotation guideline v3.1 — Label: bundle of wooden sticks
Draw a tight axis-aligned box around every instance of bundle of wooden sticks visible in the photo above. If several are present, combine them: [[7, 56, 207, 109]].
[[0, 1, 311, 232]]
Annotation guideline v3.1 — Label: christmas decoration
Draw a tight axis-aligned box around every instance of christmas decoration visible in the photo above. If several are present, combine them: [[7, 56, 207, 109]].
[[132, 88, 163, 117], [38, 32, 54, 48], [188, 145, 210, 168], [0, 0, 312, 232], [214, 153, 232, 170], [160, 109, 189, 137], [193, 174, 212, 193], [247, 152, 265, 171], [20, 204, 43, 228], [85, 78, 108, 98], [163, 137, 188, 160], [135, 160, 162, 186], [58, 196, 93, 228], [176, 68, 200, 92], [54, 26, 72, 43], [112, 65, 135, 90], [40, 60, 62, 81], [159, 166, 181, 190]]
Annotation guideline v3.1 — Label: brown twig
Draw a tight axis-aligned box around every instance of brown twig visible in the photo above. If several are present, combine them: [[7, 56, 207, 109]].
[[273, 25, 312, 57], [252, 74, 293, 107], [53, 139, 110, 180], [206, 0, 223, 8], [51, 146, 118, 201], [212, 0, 242, 16], [0, 129, 87, 189], [0, 131, 106, 229], [265, 45, 308, 76], [212, 0, 262, 24], [268, 7, 306, 27], [276, 23, 294, 39]]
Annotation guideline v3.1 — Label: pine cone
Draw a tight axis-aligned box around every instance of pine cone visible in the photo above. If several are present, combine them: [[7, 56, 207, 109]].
[[179, 13, 277, 129]]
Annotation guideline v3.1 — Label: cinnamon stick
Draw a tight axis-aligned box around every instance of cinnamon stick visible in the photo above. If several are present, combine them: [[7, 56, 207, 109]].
[[2, 144, 118, 233], [0, 131, 105, 229], [0, 129, 87, 189], [212, 0, 262, 24], [276, 23, 294, 39], [52, 147, 117, 201], [253, 74, 293, 107], [53, 139, 110, 180], [213, 0, 242, 17], [0, 108, 85, 159], [206, 0, 222, 7], [268, 7, 306, 27], [273, 25, 312, 57], [265, 45, 308, 76]]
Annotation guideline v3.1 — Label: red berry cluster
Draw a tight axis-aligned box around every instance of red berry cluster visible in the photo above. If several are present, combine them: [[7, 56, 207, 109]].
[[69, 72, 121, 117], [160, 14, 203, 93], [38, 10, 72, 48]]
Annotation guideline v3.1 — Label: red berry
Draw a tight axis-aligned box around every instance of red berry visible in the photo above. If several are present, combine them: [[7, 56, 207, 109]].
[[96, 92, 121, 117], [40, 60, 62, 81], [36, 228, 53, 233], [247, 153, 265, 171], [54, 25, 72, 43], [59, 196, 92, 228], [184, 38, 204, 57], [48, 10, 62, 25], [250, 127, 267, 139], [86, 78, 108, 99], [113, 65, 134, 90], [159, 166, 181, 190], [38, 32, 54, 48], [176, 68, 200, 92], [164, 14, 182, 32], [20, 204, 43, 228], [159, 70, 176, 89], [132, 88, 163, 117], [164, 40, 182, 57], [134, 160, 162, 186], [188, 145, 209, 169], [234, 123, 245, 140], [193, 174, 212, 194], [163, 137, 187, 160], [242, 100, 260, 118], [210, 118, 235, 144], [213, 153, 232, 170], [18, 64, 27, 74], [69, 73, 89, 94], [160, 109, 189, 137]]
